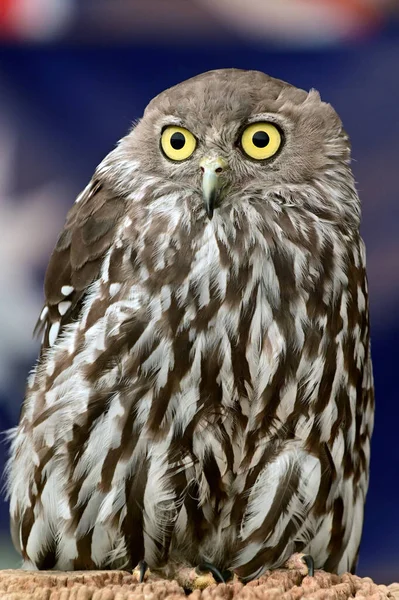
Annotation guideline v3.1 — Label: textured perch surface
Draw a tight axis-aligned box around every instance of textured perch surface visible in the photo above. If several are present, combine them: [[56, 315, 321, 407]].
[[1, 568, 399, 600]]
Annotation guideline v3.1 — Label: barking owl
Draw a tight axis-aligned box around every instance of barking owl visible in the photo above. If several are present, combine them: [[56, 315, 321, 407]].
[[7, 69, 374, 581]]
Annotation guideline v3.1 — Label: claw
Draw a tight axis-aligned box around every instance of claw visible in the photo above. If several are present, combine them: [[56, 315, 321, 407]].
[[196, 562, 232, 584], [302, 554, 315, 577], [139, 560, 148, 583], [283, 552, 315, 577]]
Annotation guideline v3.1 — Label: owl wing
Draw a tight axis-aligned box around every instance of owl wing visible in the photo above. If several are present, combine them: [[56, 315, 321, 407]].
[[34, 178, 127, 350]]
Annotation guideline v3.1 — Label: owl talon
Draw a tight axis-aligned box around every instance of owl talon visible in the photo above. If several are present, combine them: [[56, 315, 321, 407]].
[[196, 562, 231, 583], [302, 554, 315, 577], [283, 552, 315, 576], [139, 560, 148, 583]]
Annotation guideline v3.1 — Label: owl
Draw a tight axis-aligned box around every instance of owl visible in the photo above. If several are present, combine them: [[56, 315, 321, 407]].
[[7, 69, 374, 583]]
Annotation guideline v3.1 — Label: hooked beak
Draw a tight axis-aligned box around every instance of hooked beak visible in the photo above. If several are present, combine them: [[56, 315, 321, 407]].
[[200, 156, 229, 219]]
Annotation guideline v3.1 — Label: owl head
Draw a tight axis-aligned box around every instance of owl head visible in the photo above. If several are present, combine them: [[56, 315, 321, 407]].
[[104, 69, 359, 227]]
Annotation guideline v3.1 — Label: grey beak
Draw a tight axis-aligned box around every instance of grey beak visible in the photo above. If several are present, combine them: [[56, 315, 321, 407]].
[[200, 156, 228, 220], [202, 170, 219, 219]]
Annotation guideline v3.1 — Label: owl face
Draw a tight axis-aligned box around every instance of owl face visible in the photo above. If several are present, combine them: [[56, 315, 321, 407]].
[[115, 69, 357, 225]]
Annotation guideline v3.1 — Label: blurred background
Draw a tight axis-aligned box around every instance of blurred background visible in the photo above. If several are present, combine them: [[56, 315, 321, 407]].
[[0, 0, 398, 583]]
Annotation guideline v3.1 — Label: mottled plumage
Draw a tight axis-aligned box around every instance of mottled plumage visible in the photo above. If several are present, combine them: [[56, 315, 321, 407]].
[[7, 69, 374, 580]]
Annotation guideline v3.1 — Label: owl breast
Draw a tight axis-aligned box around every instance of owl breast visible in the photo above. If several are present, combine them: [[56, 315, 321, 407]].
[[9, 206, 370, 578]]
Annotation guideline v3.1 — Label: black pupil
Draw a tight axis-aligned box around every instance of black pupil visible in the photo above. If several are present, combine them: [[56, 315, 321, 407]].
[[252, 130, 270, 148], [170, 132, 186, 150]]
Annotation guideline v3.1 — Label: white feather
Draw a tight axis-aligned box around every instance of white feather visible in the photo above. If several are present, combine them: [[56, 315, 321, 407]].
[[48, 321, 60, 347]]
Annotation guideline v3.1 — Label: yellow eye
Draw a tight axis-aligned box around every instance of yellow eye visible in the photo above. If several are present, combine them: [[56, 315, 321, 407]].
[[160, 126, 196, 161], [240, 122, 282, 160]]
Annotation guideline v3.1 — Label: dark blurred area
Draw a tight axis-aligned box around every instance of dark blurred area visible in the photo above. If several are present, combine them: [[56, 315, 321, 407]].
[[0, 0, 398, 582]]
